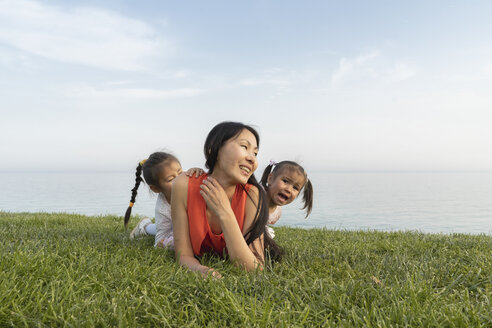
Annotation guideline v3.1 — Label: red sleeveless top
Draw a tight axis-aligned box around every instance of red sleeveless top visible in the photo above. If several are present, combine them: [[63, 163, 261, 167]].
[[187, 174, 251, 256]]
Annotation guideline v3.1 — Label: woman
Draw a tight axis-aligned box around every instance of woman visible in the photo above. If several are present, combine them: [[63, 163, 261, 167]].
[[171, 121, 281, 277]]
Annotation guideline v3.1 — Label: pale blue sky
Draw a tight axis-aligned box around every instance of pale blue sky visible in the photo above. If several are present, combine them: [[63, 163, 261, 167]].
[[1, 0, 491, 172]]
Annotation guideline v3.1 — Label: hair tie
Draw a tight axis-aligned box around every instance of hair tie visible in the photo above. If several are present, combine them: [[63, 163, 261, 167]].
[[269, 160, 277, 172], [139, 159, 147, 166], [129, 202, 134, 208]]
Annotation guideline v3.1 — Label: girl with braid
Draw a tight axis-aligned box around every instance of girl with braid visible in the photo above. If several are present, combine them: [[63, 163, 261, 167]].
[[259, 161, 313, 238], [124, 152, 202, 248]]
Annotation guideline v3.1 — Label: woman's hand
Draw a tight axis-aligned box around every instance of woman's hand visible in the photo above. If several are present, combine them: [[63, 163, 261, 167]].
[[200, 177, 233, 219], [200, 267, 222, 279], [185, 167, 204, 178]]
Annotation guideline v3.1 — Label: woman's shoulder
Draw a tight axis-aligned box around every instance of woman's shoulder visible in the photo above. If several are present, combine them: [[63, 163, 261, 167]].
[[174, 172, 208, 192], [172, 173, 190, 195], [244, 184, 259, 201], [246, 183, 259, 193], [174, 172, 194, 186]]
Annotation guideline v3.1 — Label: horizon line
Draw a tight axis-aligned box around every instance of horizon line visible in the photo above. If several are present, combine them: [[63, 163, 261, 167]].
[[1, 169, 492, 174]]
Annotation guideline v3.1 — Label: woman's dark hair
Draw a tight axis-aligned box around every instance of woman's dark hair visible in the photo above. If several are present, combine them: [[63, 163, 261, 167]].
[[260, 161, 313, 218], [204, 121, 283, 262], [124, 152, 178, 229]]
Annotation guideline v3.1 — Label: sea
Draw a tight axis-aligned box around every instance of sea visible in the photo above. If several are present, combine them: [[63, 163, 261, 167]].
[[1, 171, 491, 235]]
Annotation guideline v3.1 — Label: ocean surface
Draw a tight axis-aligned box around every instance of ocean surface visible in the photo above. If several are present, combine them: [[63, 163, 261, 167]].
[[1, 172, 491, 235]]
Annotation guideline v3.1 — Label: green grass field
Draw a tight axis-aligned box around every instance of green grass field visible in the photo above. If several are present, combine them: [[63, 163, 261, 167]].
[[1, 212, 491, 327]]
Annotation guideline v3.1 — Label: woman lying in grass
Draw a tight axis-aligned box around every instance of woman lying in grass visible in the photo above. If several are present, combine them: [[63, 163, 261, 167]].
[[171, 121, 282, 277]]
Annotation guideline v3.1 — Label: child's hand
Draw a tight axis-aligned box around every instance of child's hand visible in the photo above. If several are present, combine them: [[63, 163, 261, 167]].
[[185, 167, 204, 178]]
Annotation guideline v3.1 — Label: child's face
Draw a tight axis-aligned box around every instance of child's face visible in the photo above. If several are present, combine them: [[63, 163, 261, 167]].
[[152, 160, 183, 201], [267, 168, 305, 206]]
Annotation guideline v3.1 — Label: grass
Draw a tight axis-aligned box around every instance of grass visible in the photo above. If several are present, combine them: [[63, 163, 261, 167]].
[[0, 212, 491, 327]]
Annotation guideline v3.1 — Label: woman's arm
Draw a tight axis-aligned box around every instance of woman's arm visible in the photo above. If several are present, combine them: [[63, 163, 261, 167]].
[[171, 174, 220, 278], [200, 177, 264, 271], [243, 186, 265, 266]]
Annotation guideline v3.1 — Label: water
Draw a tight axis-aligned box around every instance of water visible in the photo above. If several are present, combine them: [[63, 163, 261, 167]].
[[1, 172, 491, 235]]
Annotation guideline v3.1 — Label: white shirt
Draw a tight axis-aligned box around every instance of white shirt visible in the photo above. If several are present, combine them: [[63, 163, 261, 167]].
[[268, 206, 282, 225], [154, 193, 173, 247]]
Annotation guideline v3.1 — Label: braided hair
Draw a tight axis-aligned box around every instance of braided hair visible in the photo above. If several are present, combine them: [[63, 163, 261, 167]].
[[123, 152, 178, 229]]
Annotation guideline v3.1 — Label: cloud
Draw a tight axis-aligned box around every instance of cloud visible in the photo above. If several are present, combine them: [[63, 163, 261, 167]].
[[174, 70, 192, 78], [64, 86, 204, 99], [238, 68, 318, 90], [237, 68, 320, 100], [384, 62, 416, 82], [331, 50, 380, 84], [239, 68, 293, 87], [239, 77, 291, 87], [331, 50, 415, 84], [0, 0, 170, 71]]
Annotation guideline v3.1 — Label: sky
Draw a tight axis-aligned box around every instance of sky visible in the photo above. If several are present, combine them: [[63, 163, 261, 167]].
[[1, 0, 491, 173]]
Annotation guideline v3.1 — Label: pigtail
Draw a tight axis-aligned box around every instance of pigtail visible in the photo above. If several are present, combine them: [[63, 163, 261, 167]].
[[124, 161, 145, 229], [260, 163, 274, 189], [301, 178, 313, 218]]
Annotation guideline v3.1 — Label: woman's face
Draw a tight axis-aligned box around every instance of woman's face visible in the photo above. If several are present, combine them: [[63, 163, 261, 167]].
[[215, 128, 258, 184]]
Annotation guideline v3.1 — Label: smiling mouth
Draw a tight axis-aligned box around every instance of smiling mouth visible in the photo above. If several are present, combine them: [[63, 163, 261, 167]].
[[239, 165, 251, 174]]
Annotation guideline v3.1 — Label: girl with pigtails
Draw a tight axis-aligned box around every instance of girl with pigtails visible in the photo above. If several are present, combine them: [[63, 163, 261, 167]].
[[260, 161, 313, 238], [171, 121, 282, 277], [124, 152, 202, 249]]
